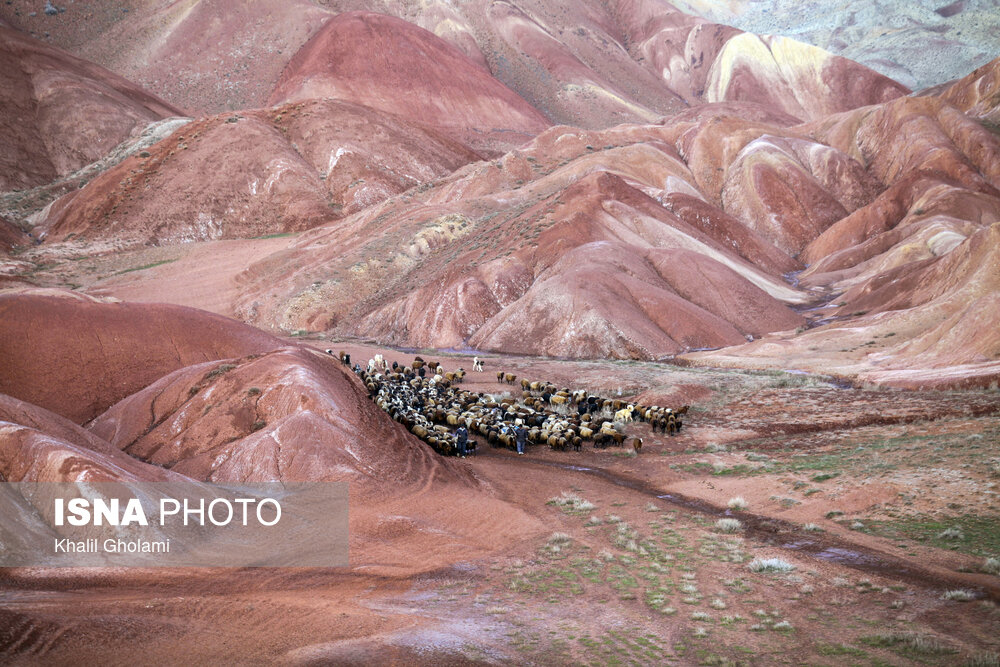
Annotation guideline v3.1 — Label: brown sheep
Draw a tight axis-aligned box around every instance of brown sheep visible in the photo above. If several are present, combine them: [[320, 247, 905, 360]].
[[631, 437, 643, 454]]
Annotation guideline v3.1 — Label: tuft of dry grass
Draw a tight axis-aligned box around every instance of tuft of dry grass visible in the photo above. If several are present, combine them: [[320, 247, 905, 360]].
[[727, 497, 748, 511], [715, 518, 743, 533], [748, 558, 795, 573], [941, 589, 977, 602]]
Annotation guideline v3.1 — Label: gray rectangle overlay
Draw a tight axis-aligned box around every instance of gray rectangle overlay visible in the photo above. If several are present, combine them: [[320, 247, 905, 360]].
[[0, 482, 348, 567]]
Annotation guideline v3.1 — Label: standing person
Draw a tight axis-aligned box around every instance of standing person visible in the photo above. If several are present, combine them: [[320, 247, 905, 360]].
[[515, 421, 527, 456], [456, 425, 468, 458]]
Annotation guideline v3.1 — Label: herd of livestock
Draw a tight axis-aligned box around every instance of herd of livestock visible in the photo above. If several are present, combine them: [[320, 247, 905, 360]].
[[328, 350, 688, 458]]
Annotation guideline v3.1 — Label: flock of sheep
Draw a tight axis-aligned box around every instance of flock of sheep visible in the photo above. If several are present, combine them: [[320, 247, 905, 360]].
[[328, 350, 688, 458]]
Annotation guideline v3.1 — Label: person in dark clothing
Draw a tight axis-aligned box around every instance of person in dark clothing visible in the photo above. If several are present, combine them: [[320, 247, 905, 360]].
[[515, 423, 527, 455], [456, 426, 468, 458]]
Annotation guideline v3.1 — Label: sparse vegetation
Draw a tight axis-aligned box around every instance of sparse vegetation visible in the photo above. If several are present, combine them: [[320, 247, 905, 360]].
[[859, 631, 957, 657], [547, 492, 596, 514], [113, 259, 177, 275], [938, 526, 965, 540], [714, 518, 742, 533], [747, 558, 795, 573], [727, 497, 748, 511], [941, 589, 977, 601], [204, 363, 237, 381]]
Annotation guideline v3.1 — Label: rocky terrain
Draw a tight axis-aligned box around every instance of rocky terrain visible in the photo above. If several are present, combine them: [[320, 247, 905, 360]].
[[669, 0, 1000, 92], [1, 1, 999, 664]]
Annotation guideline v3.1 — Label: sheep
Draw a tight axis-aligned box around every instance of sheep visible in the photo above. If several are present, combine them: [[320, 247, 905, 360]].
[[473, 356, 484, 372], [613, 406, 634, 423], [354, 360, 691, 458]]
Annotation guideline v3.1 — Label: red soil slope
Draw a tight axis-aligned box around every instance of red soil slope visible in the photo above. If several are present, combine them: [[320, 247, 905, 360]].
[[0, 394, 179, 482], [1, 1, 908, 130], [35, 100, 481, 246], [615, 0, 909, 120], [0, 290, 282, 423], [681, 87, 1000, 387], [0, 24, 182, 191], [938, 55, 1000, 125], [228, 124, 811, 358], [88, 347, 455, 496], [0, 0, 330, 116], [268, 11, 551, 154], [0, 216, 29, 252]]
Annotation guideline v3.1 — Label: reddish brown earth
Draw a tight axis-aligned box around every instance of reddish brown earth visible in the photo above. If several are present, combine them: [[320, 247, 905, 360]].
[[2, 340, 999, 664], [0, 290, 282, 423], [88, 346, 446, 493], [1, 0, 908, 129], [0, 24, 181, 192], [0, 216, 29, 252], [268, 11, 551, 154], [939, 55, 1000, 126], [222, 136, 811, 358], [2, 5, 1000, 664], [0, 394, 184, 482], [33, 99, 482, 247], [18, 71, 998, 380], [0, 0, 331, 116]]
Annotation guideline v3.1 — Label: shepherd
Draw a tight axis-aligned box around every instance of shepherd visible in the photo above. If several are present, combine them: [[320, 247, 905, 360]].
[[515, 421, 527, 455]]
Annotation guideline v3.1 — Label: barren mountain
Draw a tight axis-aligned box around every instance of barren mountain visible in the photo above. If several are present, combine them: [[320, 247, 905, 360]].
[[0, 216, 28, 252], [939, 55, 1000, 126], [88, 346, 454, 496], [0, 23, 181, 192], [2, 5, 1000, 665], [670, 0, 1000, 92], [195, 81, 997, 386], [1, 0, 908, 126], [268, 11, 551, 154], [34, 99, 482, 246], [0, 290, 281, 423]]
